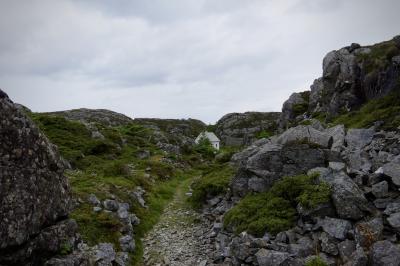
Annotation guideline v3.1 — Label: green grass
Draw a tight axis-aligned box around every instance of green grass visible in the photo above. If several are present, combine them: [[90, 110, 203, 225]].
[[189, 163, 235, 208], [70, 204, 123, 249], [332, 92, 400, 130], [223, 174, 330, 236], [305, 257, 328, 266], [356, 40, 399, 73]]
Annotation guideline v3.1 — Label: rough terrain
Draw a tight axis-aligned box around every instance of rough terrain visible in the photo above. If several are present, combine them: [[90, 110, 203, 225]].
[[143, 178, 216, 266]]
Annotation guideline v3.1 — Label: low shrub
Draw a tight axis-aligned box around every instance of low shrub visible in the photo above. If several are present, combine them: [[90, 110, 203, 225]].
[[190, 164, 235, 208], [223, 174, 330, 236]]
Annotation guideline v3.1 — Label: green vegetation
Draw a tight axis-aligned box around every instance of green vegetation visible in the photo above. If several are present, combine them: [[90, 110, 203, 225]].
[[305, 257, 328, 266], [292, 91, 311, 118], [223, 174, 330, 236], [59, 242, 73, 256], [256, 130, 273, 139], [189, 163, 235, 208], [356, 40, 399, 73], [193, 137, 217, 158], [332, 92, 400, 130]]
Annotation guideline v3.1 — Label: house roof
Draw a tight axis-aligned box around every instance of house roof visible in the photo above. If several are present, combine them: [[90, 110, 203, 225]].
[[196, 131, 220, 142]]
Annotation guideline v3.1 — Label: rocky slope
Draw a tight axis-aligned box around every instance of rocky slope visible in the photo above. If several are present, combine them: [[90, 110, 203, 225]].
[[281, 36, 400, 129], [215, 112, 280, 146], [46, 108, 134, 127], [203, 123, 400, 265]]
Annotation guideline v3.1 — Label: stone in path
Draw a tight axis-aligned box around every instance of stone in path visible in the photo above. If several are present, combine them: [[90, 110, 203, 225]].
[[142, 181, 217, 266]]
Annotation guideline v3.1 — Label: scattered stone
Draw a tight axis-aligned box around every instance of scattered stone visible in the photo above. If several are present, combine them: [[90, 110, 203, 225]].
[[103, 199, 119, 212], [88, 194, 101, 206], [320, 217, 352, 240], [255, 248, 291, 266], [382, 162, 400, 186], [371, 240, 400, 266], [387, 212, 400, 230], [372, 181, 389, 198], [119, 235, 135, 252]]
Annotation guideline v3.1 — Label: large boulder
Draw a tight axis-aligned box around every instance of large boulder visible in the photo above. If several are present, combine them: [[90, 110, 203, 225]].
[[0, 90, 72, 264], [279, 92, 309, 129], [325, 172, 370, 220], [215, 112, 280, 146], [231, 142, 329, 196]]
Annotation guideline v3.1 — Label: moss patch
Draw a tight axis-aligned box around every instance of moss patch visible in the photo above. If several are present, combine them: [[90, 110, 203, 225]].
[[223, 174, 330, 236]]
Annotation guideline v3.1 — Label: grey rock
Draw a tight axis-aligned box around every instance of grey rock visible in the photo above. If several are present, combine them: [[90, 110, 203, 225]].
[[329, 161, 346, 172], [0, 90, 72, 264], [289, 237, 314, 257], [325, 125, 346, 152], [384, 202, 400, 215], [371, 240, 400, 266], [372, 181, 389, 198], [345, 246, 367, 266], [355, 218, 383, 248], [89, 243, 116, 265], [387, 212, 400, 230], [215, 112, 280, 146], [119, 235, 135, 252], [274, 125, 333, 148], [103, 199, 119, 212], [93, 206, 102, 212], [346, 128, 375, 150], [45, 108, 133, 127], [255, 248, 290, 266], [329, 172, 370, 219], [319, 232, 338, 256], [382, 162, 400, 186], [88, 194, 101, 206], [337, 239, 355, 263], [320, 217, 352, 240], [115, 252, 129, 266]]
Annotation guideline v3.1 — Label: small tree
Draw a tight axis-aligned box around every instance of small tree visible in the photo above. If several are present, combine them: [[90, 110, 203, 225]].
[[194, 137, 216, 158]]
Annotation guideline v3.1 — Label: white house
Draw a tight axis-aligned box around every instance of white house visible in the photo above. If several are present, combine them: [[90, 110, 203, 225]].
[[195, 131, 220, 150]]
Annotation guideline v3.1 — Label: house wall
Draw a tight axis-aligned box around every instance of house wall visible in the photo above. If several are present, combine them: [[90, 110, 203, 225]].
[[211, 141, 220, 150]]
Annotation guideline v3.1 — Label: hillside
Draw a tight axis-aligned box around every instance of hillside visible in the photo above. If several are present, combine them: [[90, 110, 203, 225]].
[[1, 35, 400, 266]]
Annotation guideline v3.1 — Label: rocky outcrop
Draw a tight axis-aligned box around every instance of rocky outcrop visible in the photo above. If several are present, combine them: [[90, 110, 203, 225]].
[[230, 124, 344, 197], [279, 36, 400, 127], [0, 90, 75, 265], [45, 108, 134, 127], [280, 91, 310, 129], [215, 112, 280, 146], [204, 121, 400, 265]]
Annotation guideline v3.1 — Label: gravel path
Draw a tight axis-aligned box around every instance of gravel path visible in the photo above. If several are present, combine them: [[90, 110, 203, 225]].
[[142, 179, 216, 266]]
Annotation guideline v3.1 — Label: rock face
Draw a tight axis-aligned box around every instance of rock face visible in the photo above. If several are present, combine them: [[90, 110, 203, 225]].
[[0, 90, 73, 264], [280, 91, 309, 129], [310, 38, 400, 117], [231, 125, 343, 196], [279, 36, 400, 126], [45, 108, 134, 126], [215, 112, 280, 146]]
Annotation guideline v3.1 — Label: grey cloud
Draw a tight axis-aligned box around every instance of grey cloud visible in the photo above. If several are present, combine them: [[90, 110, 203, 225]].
[[1, 0, 400, 123]]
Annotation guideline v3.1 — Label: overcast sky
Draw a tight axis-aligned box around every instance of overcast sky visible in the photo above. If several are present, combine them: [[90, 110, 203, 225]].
[[1, 0, 399, 124]]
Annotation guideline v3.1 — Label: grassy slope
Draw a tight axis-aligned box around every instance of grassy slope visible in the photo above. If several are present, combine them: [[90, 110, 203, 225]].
[[30, 112, 231, 265]]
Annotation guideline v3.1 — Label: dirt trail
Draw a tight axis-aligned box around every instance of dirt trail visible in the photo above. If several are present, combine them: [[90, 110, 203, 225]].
[[142, 179, 215, 266]]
